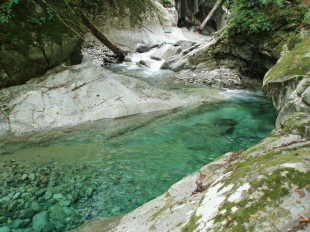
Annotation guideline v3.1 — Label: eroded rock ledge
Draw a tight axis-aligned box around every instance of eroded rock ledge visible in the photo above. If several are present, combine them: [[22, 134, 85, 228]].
[[0, 61, 206, 136]]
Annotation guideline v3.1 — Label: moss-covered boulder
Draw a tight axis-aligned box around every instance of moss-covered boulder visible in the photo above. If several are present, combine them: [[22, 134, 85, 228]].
[[263, 35, 310, 126], [0, 37, 82, 88], [0, 0, 83, 89]]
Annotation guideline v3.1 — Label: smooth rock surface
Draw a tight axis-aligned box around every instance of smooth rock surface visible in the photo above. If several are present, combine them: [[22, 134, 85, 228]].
[[136, 43, 151, 53], [0, 61, 204, 136], [150, 44, 176, 60], [263, 35, 310, 126]]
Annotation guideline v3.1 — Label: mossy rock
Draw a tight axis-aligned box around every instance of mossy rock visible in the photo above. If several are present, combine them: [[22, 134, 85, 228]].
[[264, 35, 310, 83]]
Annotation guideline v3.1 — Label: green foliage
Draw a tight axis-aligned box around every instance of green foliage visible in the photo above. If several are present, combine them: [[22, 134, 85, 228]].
[[0, 0, 83, 50], [0, 0, 18, 23], [226, 0, 309, 37], [80, 0, 156, 27]]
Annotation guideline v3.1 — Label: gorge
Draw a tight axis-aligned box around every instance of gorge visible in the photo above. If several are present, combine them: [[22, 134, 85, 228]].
[[0, 0, 309, 231]]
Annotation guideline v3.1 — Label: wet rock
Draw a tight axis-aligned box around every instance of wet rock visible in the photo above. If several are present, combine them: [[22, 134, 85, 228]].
[[0, 209, 13, 217], [21, 174, 28, 181], [174, 46, 182, 55], [124, 56, 132, 62], [0, 217, 7, 224], [151, 44, 176, 60], [1, 196, 10, 202], [20, 192, 32, 200], [44, 191, 53, 200], [59, 201, 70, 207], [31, 202, 43, 212], [53, 193, 65, 202], [12, 219, 30, 229], [20, 208, 35, 219], [12, 192, 21, 200], [34, 189, 45, 198], [28, 173, 36, 181], [177, 40, 195, 50], [62, 207, 73, 215], [137, 60, 150, 67], [0, 227, 10, 232], [8, 201, 18, 211], [112, 206, 121, 214], [136, 43, 150, 53], [49, 204, 65, 220], [32, 211, 49, 232]]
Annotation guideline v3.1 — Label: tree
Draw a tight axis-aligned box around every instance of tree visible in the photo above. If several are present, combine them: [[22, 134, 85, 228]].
[[79, 9, 127, 60], [41, 0, 127, 59], [197, 0, 225, 32]]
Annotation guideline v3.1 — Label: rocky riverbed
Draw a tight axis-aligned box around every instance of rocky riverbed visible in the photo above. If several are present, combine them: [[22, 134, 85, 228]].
[[0, 160, 99, 231]]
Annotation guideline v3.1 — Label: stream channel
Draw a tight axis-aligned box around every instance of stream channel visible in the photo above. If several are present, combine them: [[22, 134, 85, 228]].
[[0, 51, 277, 231]]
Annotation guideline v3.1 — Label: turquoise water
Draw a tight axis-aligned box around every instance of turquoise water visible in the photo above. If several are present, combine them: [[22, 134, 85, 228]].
[[0, 88, 276, 230]]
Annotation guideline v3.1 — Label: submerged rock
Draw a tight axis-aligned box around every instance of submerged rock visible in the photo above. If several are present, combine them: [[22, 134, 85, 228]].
[[98, 112, 309, 232], [0, 61, 204, 136]]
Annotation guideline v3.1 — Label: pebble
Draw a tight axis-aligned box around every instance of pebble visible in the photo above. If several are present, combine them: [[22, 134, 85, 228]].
[[0, 226, 10, 232], [28, 173, 36, 181], [1, 196, 10, 202], [53, 194, 65, 202], [12, 219, 30, 229], [44, 191, 53, 200], [59, 201, 70, 207], [12, 192, 21, 200], [21, 192, 32, 200], [21, 174, 28, 181], [0, 155, 106, 231]]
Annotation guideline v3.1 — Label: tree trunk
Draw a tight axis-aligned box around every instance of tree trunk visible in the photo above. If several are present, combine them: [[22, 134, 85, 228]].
[[79, 10, 127, 59], [197, 0, 225, 32]]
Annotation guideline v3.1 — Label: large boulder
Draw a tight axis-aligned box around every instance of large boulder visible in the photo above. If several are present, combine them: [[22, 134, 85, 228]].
[[263, 35, 310, 126], [150, 44, 177, 60], [0, 37, 82, 89], [0, 61, 204, 136], [84, 0, 206, 49]]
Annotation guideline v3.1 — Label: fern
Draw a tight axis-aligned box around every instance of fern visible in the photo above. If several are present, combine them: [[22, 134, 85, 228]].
[[227, 0, 308, 37]]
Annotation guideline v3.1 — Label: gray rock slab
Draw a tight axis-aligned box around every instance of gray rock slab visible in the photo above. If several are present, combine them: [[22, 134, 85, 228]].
[[150, 44, 176, 60], [0, 62, 204, 136], [136, 43, 150, 53]]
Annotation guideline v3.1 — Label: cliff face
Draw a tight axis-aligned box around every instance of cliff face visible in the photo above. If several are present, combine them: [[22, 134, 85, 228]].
[[174, 0, 227, 34], [263, 35, 310, 126], [0, 1, 83, 89]]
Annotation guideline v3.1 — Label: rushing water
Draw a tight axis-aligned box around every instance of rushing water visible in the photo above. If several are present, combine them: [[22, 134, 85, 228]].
[[0, 54, 277, 231]]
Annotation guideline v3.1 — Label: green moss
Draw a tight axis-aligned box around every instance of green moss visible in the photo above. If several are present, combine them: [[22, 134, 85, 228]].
[[149, 224, 156, 230], [216, 168, 310, 231], [181, 211, 201, 232], [165, 192, 171, 198], [149, 199, 172, 221], [265, 35, 310, 82]]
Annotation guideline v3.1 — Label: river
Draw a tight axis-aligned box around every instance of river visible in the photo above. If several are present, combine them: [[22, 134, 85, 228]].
[[0, 51, 277, 231]]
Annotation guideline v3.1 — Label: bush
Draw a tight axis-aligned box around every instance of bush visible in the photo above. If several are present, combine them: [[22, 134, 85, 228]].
[[226, 0, 309, 37]]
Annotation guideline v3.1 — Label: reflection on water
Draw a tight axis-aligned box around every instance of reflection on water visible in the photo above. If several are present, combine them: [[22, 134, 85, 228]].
[[0, 88, 276, 231]]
